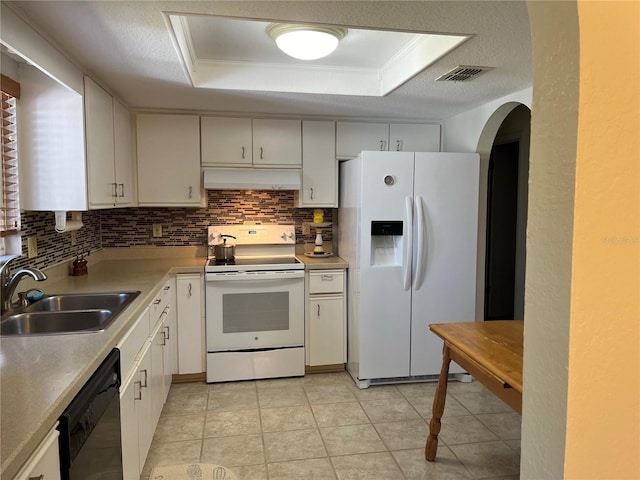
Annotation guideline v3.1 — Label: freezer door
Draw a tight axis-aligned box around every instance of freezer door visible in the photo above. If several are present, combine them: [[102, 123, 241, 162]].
[[357, 151, 415, 380], [410, 152, 480, 376]]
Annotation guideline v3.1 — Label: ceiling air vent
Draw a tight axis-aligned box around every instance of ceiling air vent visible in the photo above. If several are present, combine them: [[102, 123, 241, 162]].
[[436, 65, 493, 82]]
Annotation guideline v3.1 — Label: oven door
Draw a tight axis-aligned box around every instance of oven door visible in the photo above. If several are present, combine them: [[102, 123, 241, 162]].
[[206, 270, 304, 351]]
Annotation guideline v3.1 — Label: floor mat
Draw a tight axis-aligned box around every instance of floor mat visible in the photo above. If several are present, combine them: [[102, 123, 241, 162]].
[[151, 463, 238, 480]]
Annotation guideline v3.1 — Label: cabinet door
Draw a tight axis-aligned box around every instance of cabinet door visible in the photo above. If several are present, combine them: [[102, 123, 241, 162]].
[[309, 296, 345, 366], [113, 99, 135, 205], [252, 119, 301, 167], [300, 121, 337, 207], [150, 322, 165, 429], [389, 123, 441, 152], [161, 315, 173, 401], [201, 116, 252, 166], [136, 345, 153, 470], [176, 274, 203, 374], [336, 122, 389, 158], [136, 114, 202, 206], [13, 427, 61, 480], [163, 278, 178, 376], [120, 375, 141, 480], [85, 76, 116, 207]]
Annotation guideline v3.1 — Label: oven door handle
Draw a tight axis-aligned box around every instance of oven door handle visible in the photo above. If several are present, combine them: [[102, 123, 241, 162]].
[[206, 271, 305, 282]]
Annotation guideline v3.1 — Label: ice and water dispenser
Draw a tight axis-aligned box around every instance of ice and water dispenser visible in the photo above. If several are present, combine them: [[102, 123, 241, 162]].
[[370, 221, 404, 266]]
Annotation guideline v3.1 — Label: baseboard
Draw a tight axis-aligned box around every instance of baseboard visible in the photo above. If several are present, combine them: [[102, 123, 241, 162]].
[[172, 372, 206, 383], [305, 364, 346, 374]]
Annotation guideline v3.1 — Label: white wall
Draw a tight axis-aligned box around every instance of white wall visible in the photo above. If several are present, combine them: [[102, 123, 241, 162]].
[[0, 52, 19, 78], [441, 88, 532, 319], [441, 88, 532, 153], [0, 3, 83, 94]]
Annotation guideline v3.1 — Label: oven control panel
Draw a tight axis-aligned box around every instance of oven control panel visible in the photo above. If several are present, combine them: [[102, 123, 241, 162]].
[[208, 224, 296, 245]]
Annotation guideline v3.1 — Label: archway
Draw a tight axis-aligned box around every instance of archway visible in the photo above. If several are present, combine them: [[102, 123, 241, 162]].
[[473, 102, 531, 321]]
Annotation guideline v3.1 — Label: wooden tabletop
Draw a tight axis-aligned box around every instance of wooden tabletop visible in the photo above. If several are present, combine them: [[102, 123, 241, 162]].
[[429, 320, 523, 393]]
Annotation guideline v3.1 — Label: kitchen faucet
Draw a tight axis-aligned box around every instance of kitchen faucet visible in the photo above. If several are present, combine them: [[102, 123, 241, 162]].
[[0, 255, 47, 312]]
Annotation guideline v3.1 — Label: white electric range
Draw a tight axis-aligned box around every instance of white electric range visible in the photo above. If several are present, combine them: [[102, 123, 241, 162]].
[[205, 224, 305, 383]]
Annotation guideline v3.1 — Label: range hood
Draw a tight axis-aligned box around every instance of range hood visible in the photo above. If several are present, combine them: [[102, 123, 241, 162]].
[[203, 168, 301, 191]]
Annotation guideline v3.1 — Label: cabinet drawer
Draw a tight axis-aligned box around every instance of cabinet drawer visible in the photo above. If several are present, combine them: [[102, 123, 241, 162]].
[[149, 282, 171, 325], [309, 270, 344, 294], [117, 307, 150, 378]]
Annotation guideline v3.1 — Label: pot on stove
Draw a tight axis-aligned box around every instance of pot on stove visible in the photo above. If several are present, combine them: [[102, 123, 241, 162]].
[[214, 235, 236, 261]]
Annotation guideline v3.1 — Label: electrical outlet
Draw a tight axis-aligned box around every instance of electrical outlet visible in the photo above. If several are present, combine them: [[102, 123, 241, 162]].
[[302, 223, 310, 235], [152, 224, 162, 237], [27, 237, 38, 258]]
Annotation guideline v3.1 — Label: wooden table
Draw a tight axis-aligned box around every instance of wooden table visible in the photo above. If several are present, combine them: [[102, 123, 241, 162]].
[[425, 320, 523, 461]]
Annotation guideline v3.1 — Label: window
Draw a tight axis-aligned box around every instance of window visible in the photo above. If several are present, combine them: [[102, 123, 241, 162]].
[[1, 74, 20, 237]]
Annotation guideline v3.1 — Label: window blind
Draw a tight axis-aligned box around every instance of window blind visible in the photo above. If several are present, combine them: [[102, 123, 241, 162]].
[[1, 74, 20, 236]]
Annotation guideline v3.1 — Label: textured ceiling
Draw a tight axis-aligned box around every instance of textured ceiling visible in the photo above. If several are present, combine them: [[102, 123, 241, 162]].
[[7, 1, 532, 122]]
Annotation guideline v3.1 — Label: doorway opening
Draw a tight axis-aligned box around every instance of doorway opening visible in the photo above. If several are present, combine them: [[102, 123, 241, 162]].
[[484, 105, 531, 320]]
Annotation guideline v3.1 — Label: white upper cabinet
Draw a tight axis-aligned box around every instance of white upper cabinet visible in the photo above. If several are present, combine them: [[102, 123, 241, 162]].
[[201, 117, 252, 167], [300, 121, 337, 207], [336, 121, 441, 158], [336, 122, 390, 158], [85, 76, 115, 206], [85, 77, 135, 208], [389, 123, 441, 152], [252, 119, 301, 167], [113, 99, 135, 205], [18, 64, 87, 211], [201, 117, 301, 168], [136, 114, 202, 206]]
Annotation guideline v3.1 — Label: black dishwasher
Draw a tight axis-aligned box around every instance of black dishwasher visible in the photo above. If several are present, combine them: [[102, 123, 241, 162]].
[[57, 348, 123, 480]]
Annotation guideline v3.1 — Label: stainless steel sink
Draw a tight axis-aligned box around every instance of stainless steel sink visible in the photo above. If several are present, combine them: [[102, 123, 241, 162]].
[[0, 291, 140, 336], [24, 292, 137, 313]]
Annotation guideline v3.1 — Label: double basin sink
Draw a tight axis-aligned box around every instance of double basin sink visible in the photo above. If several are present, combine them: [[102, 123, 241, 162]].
[[0, 291, 140, 336]]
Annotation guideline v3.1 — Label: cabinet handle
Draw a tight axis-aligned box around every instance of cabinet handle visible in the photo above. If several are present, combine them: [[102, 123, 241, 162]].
[[380, 140, 388, 151], [321, 275, 333, 281], [164, 285, 171, 291], [112, 182, 118, 198], [188, 283, 192, 297], [28, 475, 44, 480], [164, 325, 170, 340], [260, 147, 264, 159], [241, 146, 245, 159], [317, 304, 320, 317], [134, 381, 142, 400], [141, 369, 148, 388], [310, 187, 314, 200], [153, 299, 161, 305], [188, 185, 193, 199], [118, 183, 125, 197], [396, 140, 402, 151], [161, 330, 167, 346]]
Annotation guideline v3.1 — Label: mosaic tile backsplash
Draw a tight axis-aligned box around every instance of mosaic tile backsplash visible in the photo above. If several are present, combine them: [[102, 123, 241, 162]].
[[11, 190, 333, 272], [9, 209, 102, 272], [101, 190, 333, 248]]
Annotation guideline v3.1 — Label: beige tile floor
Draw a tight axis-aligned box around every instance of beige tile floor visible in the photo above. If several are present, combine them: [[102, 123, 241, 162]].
[[140, 372, 521, 480]]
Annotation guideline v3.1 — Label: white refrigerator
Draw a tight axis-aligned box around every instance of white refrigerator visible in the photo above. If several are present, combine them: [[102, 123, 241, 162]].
[[338, 151, 480, 387]]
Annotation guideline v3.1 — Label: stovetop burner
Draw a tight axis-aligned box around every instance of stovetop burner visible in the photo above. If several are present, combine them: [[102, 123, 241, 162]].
[[205, 224, 304, 272], [205, 256, 304, 272]]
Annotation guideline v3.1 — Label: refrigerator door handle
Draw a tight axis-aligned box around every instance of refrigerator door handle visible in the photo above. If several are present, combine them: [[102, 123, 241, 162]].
[[404, 196, 413, 291], [414, 195, 427, 290]]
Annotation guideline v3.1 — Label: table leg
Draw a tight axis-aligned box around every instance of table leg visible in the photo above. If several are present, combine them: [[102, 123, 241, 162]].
[[425, 344, 451, 461]]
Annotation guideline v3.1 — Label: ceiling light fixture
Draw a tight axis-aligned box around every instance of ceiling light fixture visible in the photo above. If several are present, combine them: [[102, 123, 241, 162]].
[[266, 23, 347, 61]]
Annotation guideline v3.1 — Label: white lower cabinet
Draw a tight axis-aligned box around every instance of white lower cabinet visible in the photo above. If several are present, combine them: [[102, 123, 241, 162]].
[[118, 277, 175, 480], [120, 372, 141, 480], [13, 425, 60, 480], [176, 274, 204, 374], [306, 269, 346, 366]]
